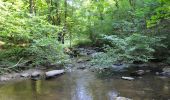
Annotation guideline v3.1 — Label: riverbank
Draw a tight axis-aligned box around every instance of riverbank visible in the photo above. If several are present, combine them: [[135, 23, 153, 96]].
[[0, 47, 170, 100], [0, 47, 170, 82]]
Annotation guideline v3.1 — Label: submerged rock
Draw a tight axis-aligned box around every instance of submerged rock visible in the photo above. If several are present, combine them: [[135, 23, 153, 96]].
[[155, 72, 160, 75], [130, 70, 145, 76], [108, 91, 118, 99], [121, 76, 134, 81], [145, 70, 151, 73], [111, 64, 129, 72]]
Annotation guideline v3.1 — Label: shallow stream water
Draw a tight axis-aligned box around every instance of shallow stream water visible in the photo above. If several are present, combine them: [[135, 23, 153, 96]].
[[0, 70, 170, 100]]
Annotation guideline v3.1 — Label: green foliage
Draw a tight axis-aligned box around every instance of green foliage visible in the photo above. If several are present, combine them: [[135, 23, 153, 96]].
[[23, 37, 68, 66], [0, 47, 24, 60], [147, 0, 170, 28], [166, 57, 170, 65], [91, 34, 164, 68], [0, 0, 67, 71], [72, 35, 92, 47], [0, 0, 170, 74]]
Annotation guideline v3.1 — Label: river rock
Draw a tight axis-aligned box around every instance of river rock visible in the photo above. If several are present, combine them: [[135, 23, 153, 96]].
[[77, 57, 91, 63], [77, 65, 86, 70], [161, 67, 170, 77], [20, 73, 30, 78], [76, 48, 96, 56], [155, 72, 160, 75], [145, 70, 151, 73], [91, 52, 104, 58], [162, 67, 170, 72], [0, 77, 10, 81], [112, 64, 128, 72], [130, 70, 145, 76], [31, 71, 41, 78], [121, 76, 134, 81], [45, 70, 65, 79], [66, 64, 74, 68], [115, 97, 132, 100]]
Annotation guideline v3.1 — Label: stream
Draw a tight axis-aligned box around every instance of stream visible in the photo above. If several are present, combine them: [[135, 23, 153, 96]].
[[0, 48, 170, 100], [0, 69, 170, 100]]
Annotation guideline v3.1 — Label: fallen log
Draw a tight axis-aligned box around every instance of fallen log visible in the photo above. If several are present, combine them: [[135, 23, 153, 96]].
[[45, 70, 65, 79]]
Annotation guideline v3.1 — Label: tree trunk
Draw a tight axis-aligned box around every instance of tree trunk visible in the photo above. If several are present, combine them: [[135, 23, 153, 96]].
[[29, 0, 36, 15], [61, 0, 67, 44], [128, 0, 136, 10], [114, 0, 119, 9]]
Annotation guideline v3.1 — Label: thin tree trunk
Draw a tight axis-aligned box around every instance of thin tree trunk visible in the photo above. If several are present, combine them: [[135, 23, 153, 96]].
[[50, 0, 55, 25], [29, 0, 36, 15], [29, 0, 33, 14], [114, 0, 119, 9], [61, 0, 67, 44], [55, 0, 61, 25], [129, 0, 136, 10], [70, 0, 74, 48]]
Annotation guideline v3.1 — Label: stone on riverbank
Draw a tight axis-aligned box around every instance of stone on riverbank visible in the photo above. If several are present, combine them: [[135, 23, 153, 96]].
[[115, 97, 132, 100], [45, 70, 65, 79], [121, 76, 134, 81], [20, 73, 30, 78], [31, 71, 41, 77], [161, 67, 170, 77]]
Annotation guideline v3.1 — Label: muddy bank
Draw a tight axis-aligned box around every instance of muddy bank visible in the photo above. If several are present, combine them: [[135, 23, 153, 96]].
[[0, 69, 43, 82], [0, 69, 65, 83]]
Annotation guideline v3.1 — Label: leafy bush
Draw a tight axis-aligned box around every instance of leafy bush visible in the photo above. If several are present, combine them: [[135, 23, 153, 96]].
[[22, 37, 68, 66], [0, 1, 67, 69], [0, 47, 24, 61], [91, 34, 164, 68]]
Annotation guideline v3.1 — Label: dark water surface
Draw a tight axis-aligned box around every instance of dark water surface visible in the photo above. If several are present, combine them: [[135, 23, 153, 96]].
[[0, 70, 170, 100]]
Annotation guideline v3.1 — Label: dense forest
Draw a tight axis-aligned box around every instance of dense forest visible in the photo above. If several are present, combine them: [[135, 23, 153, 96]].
[[0, 0, 170, 100], [0, 0, 170, 74]]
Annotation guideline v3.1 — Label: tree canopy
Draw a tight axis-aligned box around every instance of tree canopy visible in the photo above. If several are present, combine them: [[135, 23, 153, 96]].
[[0, 0, 170, 73]]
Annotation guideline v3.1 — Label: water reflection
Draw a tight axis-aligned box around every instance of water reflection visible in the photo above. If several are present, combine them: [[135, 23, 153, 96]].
[[0, 70, 170, 100], [72, 75, 92, 100], [108, 91, 118, 100]]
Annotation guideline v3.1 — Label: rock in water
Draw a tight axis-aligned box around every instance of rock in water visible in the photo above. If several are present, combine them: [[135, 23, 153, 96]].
[[161, 67, 170, 77], [77, 65, 86, 70], [111, 64, 129, 72], [31, 71, 41, 77], [20, 73, 30, 78], [130, 70, 145, 76], [31, 71, 42, 80], [45, 70, 65, 79], [0, 77, 10, 81], [121, 76, 134, 81], [115, 97, 132, 100]]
